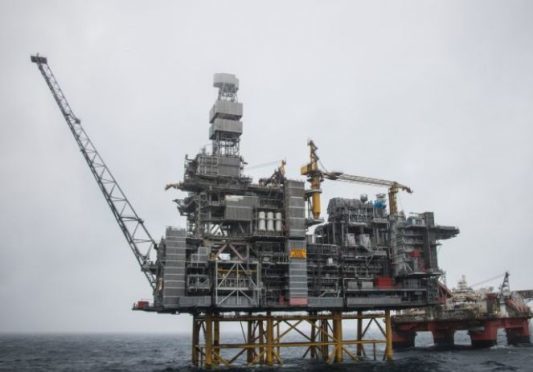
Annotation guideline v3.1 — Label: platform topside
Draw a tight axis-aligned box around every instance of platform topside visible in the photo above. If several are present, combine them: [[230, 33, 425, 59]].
[[147, 73, 459, 314]]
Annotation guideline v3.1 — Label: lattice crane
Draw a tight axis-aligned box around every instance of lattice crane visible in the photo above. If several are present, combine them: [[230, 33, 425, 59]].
[[301, 139, 412, 218], [31, 54, 157, 290]]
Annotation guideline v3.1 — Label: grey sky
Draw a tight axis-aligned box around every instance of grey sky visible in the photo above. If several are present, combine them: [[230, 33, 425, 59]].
[[1, 1, 532, 333]]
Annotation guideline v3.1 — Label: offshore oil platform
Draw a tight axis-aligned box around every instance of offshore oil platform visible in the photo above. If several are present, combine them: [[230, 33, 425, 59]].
[[33, 54, 507, 367]]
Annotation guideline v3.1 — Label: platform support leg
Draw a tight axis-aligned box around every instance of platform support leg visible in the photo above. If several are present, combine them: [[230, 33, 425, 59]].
[[392, 330, 416, 349], [333, 311, 343, 363], [276, 319, 281, 357], [506, 319, 531, 345], [310, 317, 318, 359], [385, 310, 393, 361], [205, 314, 213, 368], [213, 317, 220, 366], [470, 321, 497, 348], [320, 318, 329, 362], [356, 311, 364, 357], [192, 315, 200, 367], [258, 319, 265, 363], [246, 318, 255, 363], [266, 313, 274, 365]]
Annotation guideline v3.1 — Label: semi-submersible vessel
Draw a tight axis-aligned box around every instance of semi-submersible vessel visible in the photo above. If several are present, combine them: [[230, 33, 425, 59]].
[[38, 54, 520, 367]]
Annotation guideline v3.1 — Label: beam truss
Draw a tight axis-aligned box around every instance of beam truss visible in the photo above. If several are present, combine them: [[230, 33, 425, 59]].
[[30, 55, 157, 290], [192, 311, 393, 368]]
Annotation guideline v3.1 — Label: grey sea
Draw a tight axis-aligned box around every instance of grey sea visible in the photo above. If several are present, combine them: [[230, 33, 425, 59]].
[[1, 331, 532, 371]]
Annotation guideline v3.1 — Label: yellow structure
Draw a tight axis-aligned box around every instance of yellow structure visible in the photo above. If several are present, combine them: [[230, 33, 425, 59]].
[[191, 311, 393, 368], [301, 139, 412, 217], [387, 183, 410, 215], [300, 140, 323, 219]]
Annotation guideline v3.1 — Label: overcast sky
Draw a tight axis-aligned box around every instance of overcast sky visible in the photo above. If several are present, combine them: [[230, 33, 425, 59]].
[[1, 1, 532, 333]]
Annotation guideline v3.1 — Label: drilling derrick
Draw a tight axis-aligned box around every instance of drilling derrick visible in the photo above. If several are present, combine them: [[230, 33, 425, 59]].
[[33, 56, 462, 367], [210, 73, 242, 156]]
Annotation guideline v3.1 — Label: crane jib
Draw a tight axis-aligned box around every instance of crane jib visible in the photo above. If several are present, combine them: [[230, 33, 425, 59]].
[[31, 54, 157, 291]]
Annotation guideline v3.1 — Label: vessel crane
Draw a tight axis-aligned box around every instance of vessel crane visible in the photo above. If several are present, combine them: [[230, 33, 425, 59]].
[[300, 139, 412, 219], [469, 272, 507, 288], [499, 271, 511, 299], [31, 54, 157, 290]]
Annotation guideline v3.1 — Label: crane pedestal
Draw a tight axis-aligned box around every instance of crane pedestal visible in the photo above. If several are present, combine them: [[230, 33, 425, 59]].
[[191, 311, 393, 368]]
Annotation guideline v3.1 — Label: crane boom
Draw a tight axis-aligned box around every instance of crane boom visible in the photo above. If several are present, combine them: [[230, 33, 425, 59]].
[[326, 172, 411, 192], [31, 54, 157, 290], [469, 272, 506, 288], [301, 139, 412, 217]]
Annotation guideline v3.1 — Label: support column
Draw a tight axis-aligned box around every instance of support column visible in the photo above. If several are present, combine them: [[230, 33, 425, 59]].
[[310, 317, 318, 359], [384, 310, 393, 361], [333, 311, 343, 363], [213, 317, 220, 366], [276, 320, 281, 357], [356, 311, 364, 357], [506, 319, 531, 345], [192, 315, 200, 367], [320, 318, 329, 362], [266, 313, 274, 365], [469, 321, 497, 348], [392, 330, 416, 349], [246, 318, 254, 363], [205, 314, 213, 368], [258, 319, 265, 363]]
